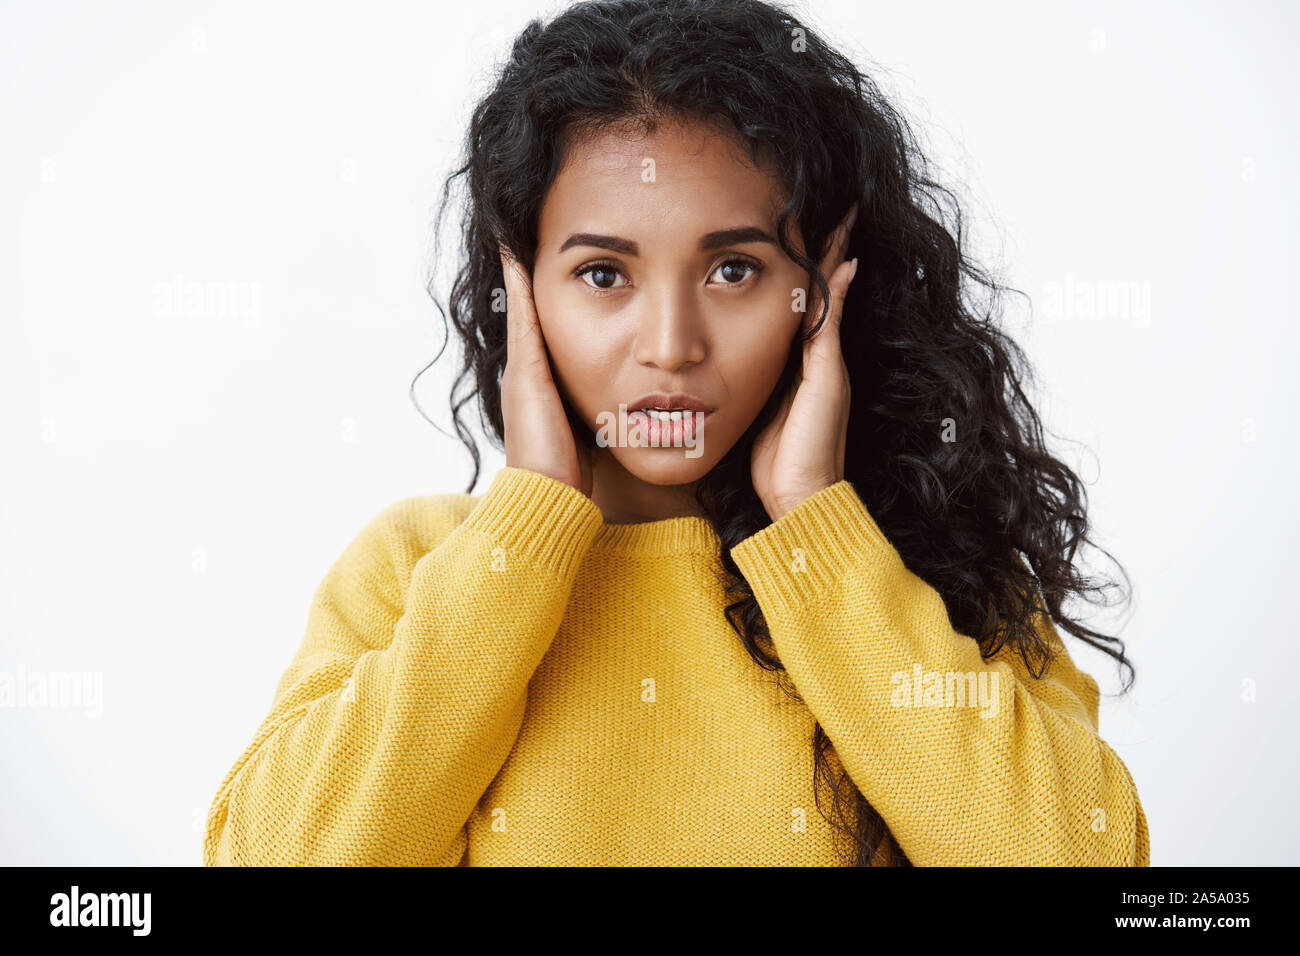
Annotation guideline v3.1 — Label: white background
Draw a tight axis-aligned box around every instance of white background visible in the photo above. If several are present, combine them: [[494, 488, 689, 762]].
[[1, 0, 1295, 865]]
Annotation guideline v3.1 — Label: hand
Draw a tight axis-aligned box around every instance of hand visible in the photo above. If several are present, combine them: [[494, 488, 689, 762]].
[[498, 244, 594, 497], [750, 203, 859, 522]]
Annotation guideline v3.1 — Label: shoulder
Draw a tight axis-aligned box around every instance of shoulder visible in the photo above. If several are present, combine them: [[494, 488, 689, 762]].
[[347, 490, 483, 570], [316, 488, 485, 603], [298, 488, 487, 653], [368, 490, 480, 547]]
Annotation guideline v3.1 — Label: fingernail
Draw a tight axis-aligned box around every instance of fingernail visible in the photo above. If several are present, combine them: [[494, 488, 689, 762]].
[[850, 256, 859, 280]]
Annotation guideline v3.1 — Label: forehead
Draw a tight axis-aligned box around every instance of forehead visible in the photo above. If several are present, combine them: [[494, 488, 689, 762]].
[[538, 117, 788, 251]]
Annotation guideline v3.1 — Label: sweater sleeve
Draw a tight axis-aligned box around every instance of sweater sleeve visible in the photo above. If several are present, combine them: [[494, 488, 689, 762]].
[[729, 480, 1150, 867], [203, 466, 604, 866]]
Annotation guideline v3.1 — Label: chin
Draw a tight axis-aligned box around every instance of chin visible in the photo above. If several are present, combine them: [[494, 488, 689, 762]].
[[609, 445, 722, 486]]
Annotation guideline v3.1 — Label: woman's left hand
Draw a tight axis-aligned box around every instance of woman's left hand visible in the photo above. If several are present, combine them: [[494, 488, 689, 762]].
[[751, 203, 858, 522]]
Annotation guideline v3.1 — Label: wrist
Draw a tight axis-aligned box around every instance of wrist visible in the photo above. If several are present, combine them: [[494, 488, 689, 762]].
[[765, 479, 840, 524]]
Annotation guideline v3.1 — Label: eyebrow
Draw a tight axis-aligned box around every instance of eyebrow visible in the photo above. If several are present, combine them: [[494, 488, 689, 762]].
[[558, 226, 778, 255]]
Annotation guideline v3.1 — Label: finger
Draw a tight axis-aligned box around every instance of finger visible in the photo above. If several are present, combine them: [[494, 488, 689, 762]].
[[499, 244, 527, 353], [804, 256, 856, 373], [819, 202, 857, 272], [806, 202, 858, 346], [805, 203, 858, 335], [754, 368, 795, 455], [821, 255, 856, 335], [499, 244, 517, 354], [792, 262, 853, 456], [770, 367, 798, 438], [498, 245, 548, 375]]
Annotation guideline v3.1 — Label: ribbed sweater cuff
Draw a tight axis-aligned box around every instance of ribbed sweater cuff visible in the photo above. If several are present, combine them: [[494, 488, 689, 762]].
[[729, 480, 905, 618], [459, 466, 604, 580]]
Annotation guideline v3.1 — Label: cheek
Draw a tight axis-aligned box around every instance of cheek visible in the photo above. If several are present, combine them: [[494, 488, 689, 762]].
[[536, 310, 601, 373], [753, 281, 802, 369], [533, 272, 629, 383], [532, 306, 616, 414], [717, 293, 801, 411], [715, 324, 793, 413], [532, 278, 583, 367]]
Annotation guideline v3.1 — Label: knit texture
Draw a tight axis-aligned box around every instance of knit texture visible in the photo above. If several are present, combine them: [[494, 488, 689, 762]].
[[203, 466, 1149, 866]]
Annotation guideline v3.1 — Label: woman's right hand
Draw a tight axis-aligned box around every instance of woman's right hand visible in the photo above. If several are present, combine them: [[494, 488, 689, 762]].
[[498, 244, 594, 498]]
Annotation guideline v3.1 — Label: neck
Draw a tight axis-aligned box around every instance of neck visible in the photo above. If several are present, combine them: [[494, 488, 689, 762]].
[[590, 448, 705, 524]]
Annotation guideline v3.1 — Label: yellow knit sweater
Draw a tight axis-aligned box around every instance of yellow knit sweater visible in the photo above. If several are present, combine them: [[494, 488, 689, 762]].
[[203, 466, 1149, 866]]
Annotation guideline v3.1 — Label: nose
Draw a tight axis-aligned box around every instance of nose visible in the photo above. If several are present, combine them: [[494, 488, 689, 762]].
[[632, 283, 707, 372]]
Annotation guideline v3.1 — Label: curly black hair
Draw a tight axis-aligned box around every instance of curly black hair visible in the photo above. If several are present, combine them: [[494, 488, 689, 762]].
[[413, 0, 1134, 866]]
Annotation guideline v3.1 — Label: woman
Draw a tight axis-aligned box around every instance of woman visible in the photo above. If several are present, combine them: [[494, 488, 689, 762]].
[[204, 0, 1148, 866]]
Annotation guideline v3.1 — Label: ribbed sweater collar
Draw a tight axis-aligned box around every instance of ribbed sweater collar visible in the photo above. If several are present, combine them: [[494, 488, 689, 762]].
[[588, 514, 721, 556]]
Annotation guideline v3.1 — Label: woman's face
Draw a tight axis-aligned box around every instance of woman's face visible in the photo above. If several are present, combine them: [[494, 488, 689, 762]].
[[531, 116, 809, 501]]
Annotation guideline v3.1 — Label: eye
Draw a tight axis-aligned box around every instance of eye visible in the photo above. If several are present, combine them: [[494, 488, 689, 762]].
[[573, 256, 765, 296], [575, 261, 628, 294], [709, 257, 764, 286]]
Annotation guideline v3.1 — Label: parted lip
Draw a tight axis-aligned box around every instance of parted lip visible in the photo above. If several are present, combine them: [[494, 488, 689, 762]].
[[626, 392, 713, 414]]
